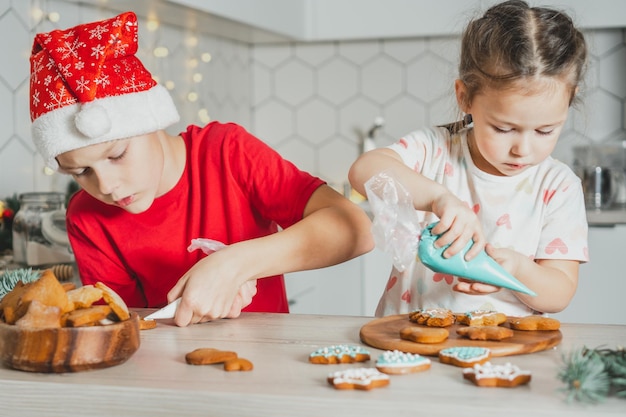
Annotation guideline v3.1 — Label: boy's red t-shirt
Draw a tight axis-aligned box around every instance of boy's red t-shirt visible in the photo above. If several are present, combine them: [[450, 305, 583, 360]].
[[66, 122, 324, 312]]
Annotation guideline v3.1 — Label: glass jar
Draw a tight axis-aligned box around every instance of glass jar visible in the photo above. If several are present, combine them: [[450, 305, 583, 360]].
[[12, 192, 65, 266]]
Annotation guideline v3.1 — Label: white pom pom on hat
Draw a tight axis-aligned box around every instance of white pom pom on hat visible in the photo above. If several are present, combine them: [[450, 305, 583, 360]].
[[74, 104, 112, 138]]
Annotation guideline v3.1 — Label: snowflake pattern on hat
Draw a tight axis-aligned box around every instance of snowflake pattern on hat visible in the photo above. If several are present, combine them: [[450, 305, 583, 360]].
[[30, 12, 152, 121]]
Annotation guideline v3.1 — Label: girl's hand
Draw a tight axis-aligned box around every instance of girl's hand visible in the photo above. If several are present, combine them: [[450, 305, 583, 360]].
[[429, 192, 485, 260], [484, 243, 524, 277], [453, 278, 500, 295], [452, 244, 523, 295]]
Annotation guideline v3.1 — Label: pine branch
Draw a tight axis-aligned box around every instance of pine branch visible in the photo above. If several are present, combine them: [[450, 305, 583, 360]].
[[0, 268, 41, 300], [558, 346, 626, 403]]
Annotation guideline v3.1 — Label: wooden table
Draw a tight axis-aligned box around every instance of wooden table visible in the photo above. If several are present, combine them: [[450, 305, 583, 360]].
[[0, 312, 624, 417]]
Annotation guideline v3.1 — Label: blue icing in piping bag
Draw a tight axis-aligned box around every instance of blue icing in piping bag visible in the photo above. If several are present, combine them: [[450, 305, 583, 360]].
[[417, 222, 536, 296]]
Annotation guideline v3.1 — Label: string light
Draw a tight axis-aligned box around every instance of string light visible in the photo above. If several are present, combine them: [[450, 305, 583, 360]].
[[198, 108, 211, 124], [185, 36, 198, 47], [31, 8, 60, 24], [153, 46, 169, 58], [31, 8, 44, 22], [146, 19, 159, 32]]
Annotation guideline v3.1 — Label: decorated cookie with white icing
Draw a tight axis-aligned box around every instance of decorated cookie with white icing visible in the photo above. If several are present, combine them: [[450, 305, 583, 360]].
[[438, 346, 491, 368], [309, 345, 371, 364], [463, 362, 531, 387], [409, 308, 455, 327], [375, 350, 431, 374], [456, 309, 507, 326], [327, 367, 390, 390]]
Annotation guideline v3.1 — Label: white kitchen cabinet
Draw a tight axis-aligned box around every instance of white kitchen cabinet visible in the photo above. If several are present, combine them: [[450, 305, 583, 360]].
[[285, 257, 363, 316], [553, 224, 626, 325], [165, 0, 626, 42], [96, 1, 626, 44], [285, 247, 392, 316], [361, 247, 394, 316]]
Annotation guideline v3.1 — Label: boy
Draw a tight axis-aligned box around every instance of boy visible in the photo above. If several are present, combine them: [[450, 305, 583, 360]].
[[30, 12, 373, 326]]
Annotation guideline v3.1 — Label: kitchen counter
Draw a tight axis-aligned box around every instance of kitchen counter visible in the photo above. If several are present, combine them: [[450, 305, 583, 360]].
[[587, 208, 626, 226], [0, 312, 624, 417]]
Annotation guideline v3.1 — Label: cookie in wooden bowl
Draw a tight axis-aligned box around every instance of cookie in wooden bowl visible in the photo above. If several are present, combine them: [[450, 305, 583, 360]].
[[0, 269, 140, 373], [0, 311, 140, 372]]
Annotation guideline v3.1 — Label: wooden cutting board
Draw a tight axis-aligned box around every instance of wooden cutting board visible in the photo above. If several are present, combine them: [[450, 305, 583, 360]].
[[360, 314, 562, 357]]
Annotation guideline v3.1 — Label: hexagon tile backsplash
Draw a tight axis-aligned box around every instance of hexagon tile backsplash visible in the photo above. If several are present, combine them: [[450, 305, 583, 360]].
[[1, 1, 625, 198]]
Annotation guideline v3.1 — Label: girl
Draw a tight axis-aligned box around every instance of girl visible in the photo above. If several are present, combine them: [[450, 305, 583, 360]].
[[349, 0, 589, 317], [30, 12, 374, 326]]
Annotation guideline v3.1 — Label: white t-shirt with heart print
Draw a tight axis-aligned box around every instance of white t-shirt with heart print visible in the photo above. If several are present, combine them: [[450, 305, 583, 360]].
[[375, 127, 588, 317]]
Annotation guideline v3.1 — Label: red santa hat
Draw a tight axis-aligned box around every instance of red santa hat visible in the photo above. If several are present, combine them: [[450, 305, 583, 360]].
[[30, 11, 179, 169]]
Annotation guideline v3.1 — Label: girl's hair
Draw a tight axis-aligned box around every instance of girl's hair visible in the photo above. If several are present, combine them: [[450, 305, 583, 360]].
[[458, 0, 587, 108]]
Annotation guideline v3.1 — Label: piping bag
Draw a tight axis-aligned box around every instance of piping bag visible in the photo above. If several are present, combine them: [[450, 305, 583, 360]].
[[364, 171, 536, 296], [418, 222, 536, 296]]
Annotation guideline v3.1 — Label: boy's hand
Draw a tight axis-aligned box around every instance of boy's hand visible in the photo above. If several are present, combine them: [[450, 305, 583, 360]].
[[225, 280, 257, 318], [167, 247, 257, 326], [430, 193, 485, 260]]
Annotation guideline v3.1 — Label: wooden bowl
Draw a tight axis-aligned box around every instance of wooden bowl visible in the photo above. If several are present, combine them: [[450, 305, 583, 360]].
[[0, 312, 140, 373]]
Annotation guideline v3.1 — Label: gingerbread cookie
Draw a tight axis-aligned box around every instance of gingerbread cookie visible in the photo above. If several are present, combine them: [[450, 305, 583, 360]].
[[224, 358, 254, 372], [456, 309, 507, 326], [95, 282, 130, 321], [408, 308, 455, 327], [438, 346, 491, 368], [15, 300, 62, 329], [66, 285, 103, 310], [456, 325, 514, 341], [399, 326, 449, 344], [309, 345, 370, 364], [139, 318, 157, 330], [463, 362, 531, 387], [375, 350, 431, 375], [185, 348, 238, 365], [327, 368, 390, 390], [62, 305, 113, 327], [508, 315, 560, 331]]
